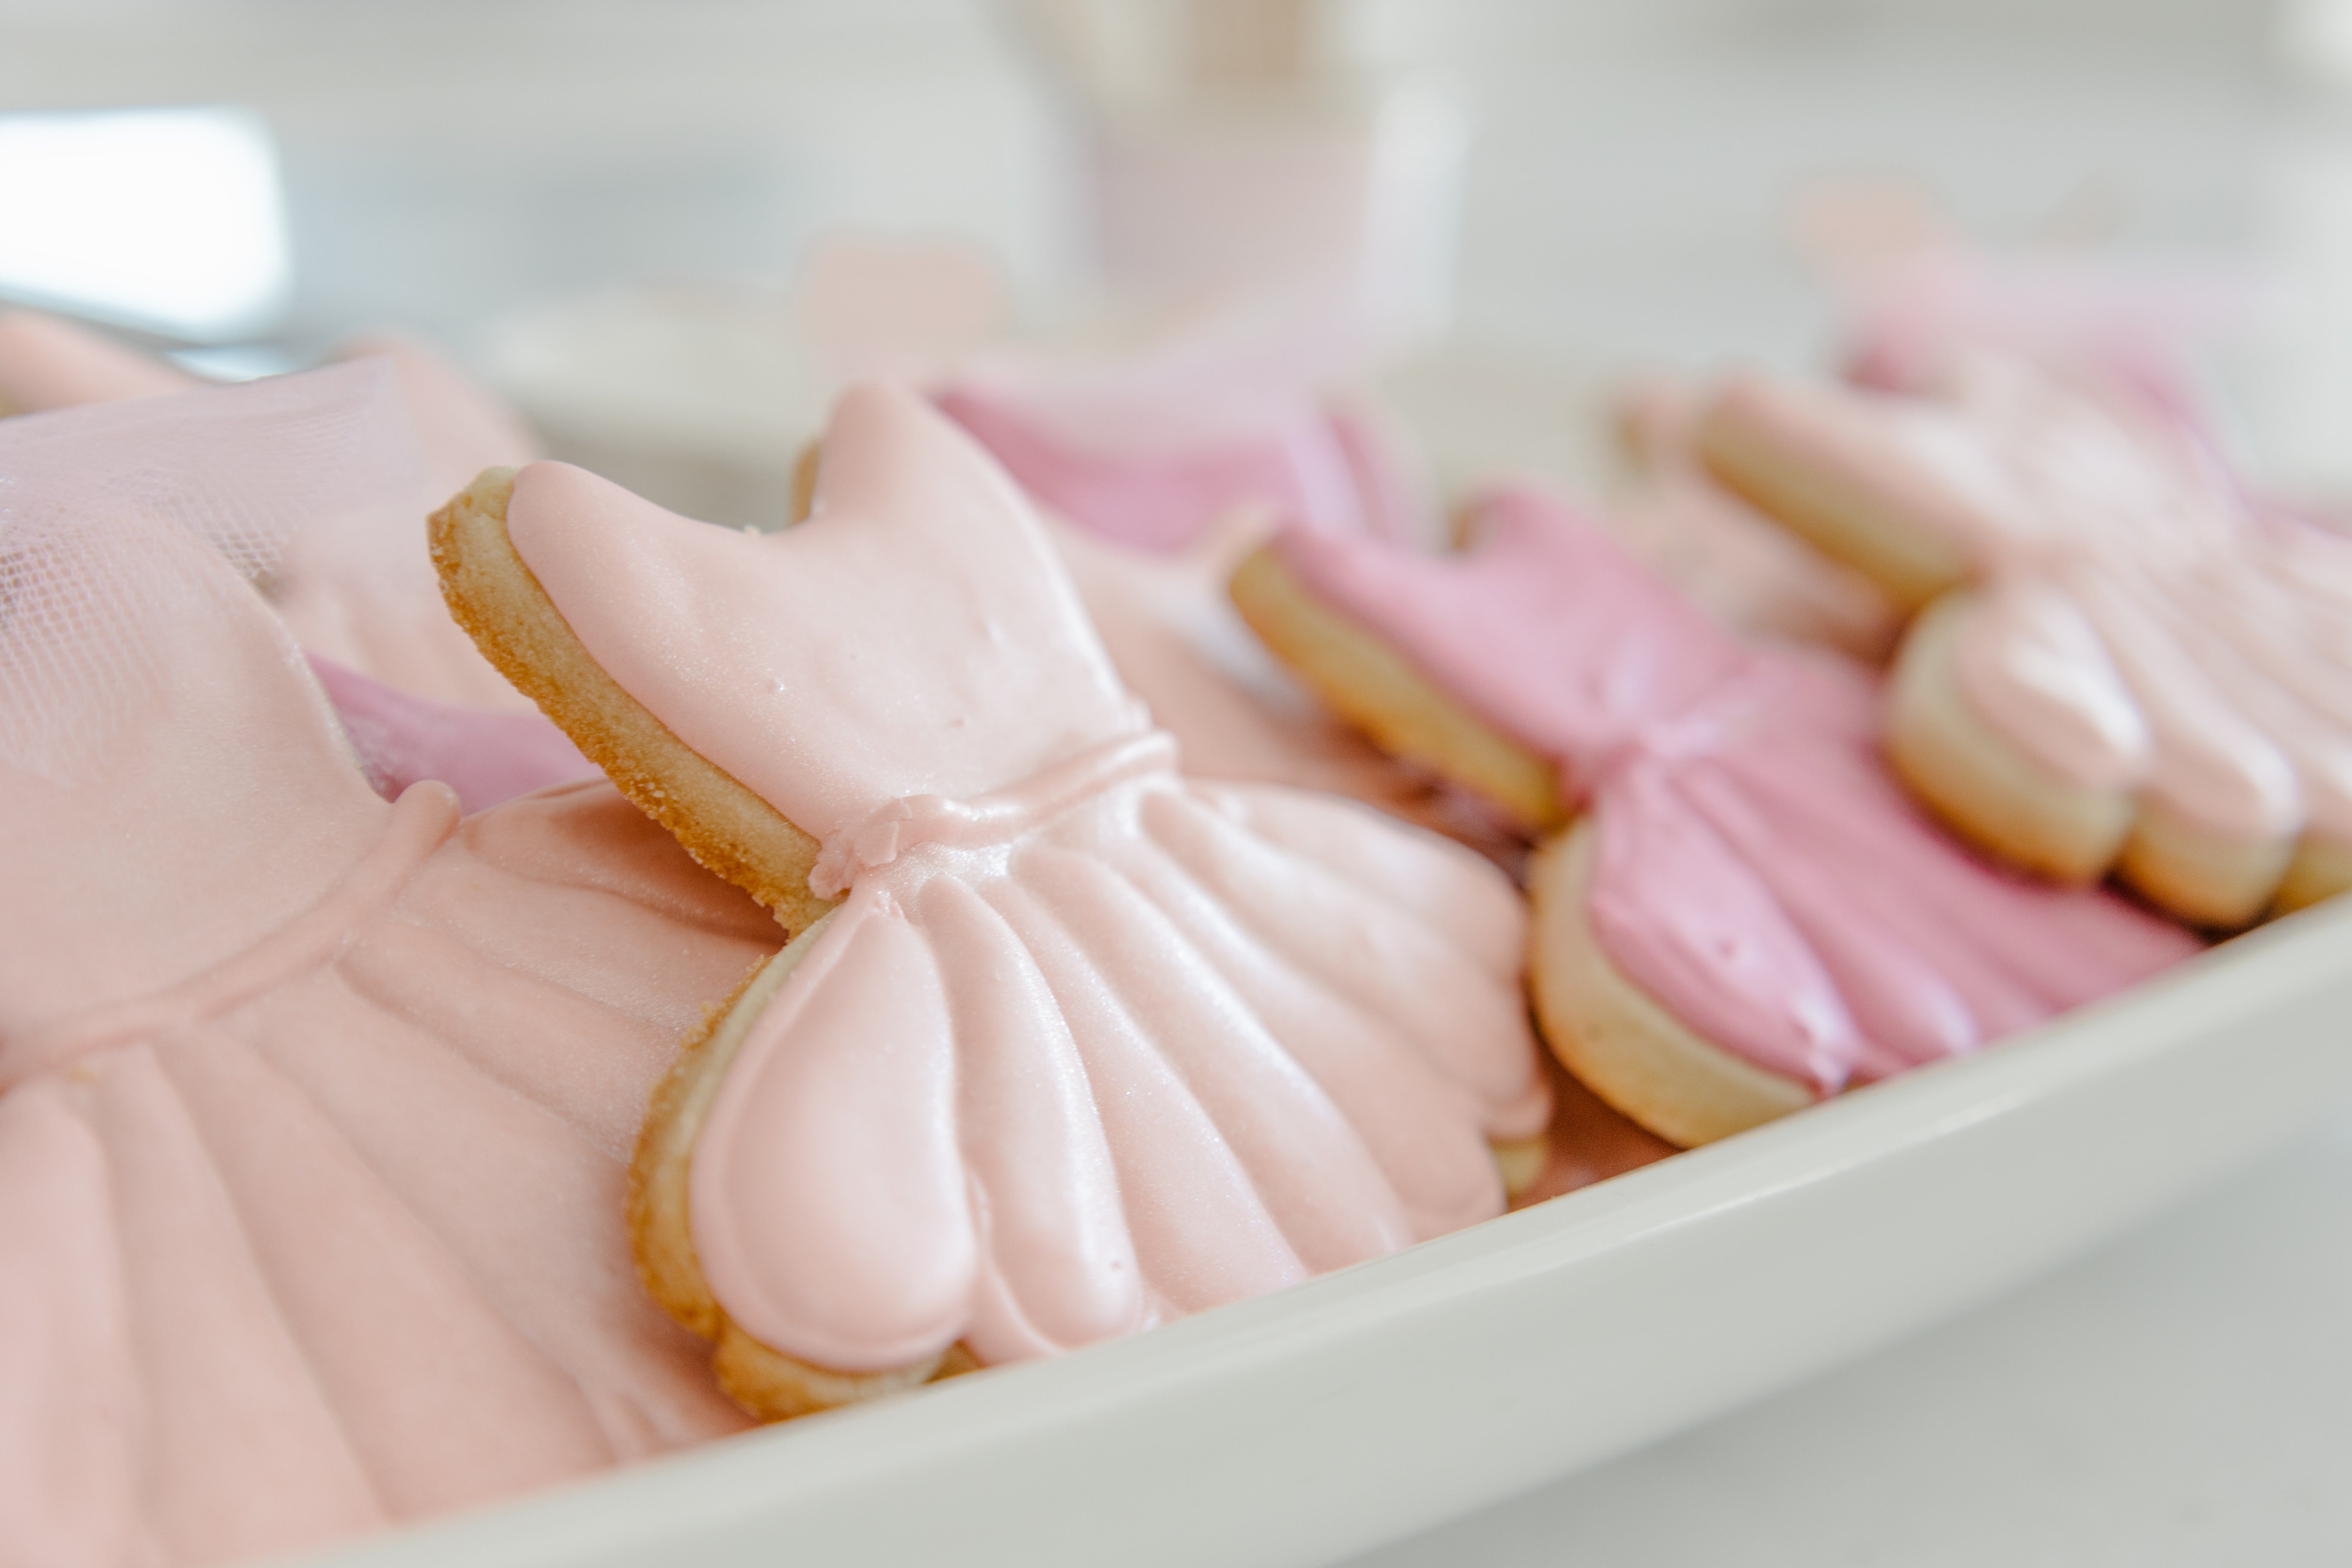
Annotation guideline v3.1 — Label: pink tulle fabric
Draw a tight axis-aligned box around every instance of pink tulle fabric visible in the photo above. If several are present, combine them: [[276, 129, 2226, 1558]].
[[1273, 489, 2201, 1093], [0, 313, 596, 810], [0, 374, 778, 1566]]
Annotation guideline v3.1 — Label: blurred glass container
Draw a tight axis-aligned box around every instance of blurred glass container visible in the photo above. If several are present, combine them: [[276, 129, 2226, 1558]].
[[1010, 0, 1470, 352]]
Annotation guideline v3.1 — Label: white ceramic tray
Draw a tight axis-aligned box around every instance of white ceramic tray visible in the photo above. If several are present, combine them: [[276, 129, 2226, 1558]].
[[310, 896, 2352, 1568]]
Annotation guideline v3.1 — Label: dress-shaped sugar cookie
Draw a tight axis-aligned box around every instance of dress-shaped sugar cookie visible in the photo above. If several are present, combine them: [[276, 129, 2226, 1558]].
[[1232, 487, 2199, 1147], [0, 317, 593, 811], [0, 383, 783, 1568], [432, 383, 1550, 1419], [1697, 351, 2352, 926], [936, 310, 1429, 554]]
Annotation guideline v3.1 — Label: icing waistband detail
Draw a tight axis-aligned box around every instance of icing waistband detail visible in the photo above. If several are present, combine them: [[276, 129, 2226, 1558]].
[[0, 781, 462, 1089], [807, 729, 1180, 899]]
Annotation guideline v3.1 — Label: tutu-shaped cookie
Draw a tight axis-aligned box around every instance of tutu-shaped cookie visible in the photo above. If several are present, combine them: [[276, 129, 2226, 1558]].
[[1232, 487, 2199, 1146], [1697, 351, 2352, 926], [432, 383, 1550, 1419], [0, 377, 786, 1566]]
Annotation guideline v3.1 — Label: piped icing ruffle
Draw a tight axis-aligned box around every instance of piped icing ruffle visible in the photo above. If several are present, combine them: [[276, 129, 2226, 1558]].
[[0, 382, 781, 1566], [499, 384, 1548, 1375], [1272, 488, 2199, 1094]]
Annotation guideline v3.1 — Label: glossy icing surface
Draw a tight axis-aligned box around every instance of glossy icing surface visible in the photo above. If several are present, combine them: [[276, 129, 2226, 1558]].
[[0, 407, 780, 1563], [1713, 357, 2352, 846], [504, 384, 1547, 1374], [1275, 488, 2198, 1090]]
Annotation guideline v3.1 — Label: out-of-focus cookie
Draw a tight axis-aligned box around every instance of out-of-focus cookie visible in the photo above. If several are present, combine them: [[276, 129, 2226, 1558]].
[[1234, 485, 2199, 1147], [1697, 353, 2352, 926], [433, 382, 1553, 1418], [1610, 374, 1902, 663], [937, 306, 1433, 554]]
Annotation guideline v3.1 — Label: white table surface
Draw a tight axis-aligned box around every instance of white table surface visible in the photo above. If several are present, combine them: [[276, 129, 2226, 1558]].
[[1342, 1112, 2352, 1566]]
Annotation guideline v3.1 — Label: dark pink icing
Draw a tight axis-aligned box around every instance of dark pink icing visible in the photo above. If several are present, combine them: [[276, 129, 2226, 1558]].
[[1273, 489, 2200, 1092], [936, 383, 1415, 555], [306, 655, 598, 815]]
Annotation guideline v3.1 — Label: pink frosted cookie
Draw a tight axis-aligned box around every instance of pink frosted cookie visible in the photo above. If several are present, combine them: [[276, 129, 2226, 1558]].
[[1697, 352, 2352, 926], [936, 313, 1429, 555], [1611, 375, 1902, 662], [0, 379, 788, 1567], [432, 383, 1551, 1419], [1232, 486, 2199, 1146]]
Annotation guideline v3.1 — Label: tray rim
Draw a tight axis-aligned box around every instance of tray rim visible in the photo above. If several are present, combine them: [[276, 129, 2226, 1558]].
[[300, 896, 2352, 1568]]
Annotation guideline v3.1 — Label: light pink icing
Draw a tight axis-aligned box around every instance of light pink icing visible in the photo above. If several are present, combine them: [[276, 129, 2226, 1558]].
[[502, 383, 1546, 1374], [1713, 359, 2352, 845], [0, 309, 198, 409], [0, 426, 781, 1563], [1273, 488, 2200, 1092], [306, 653, 599, 815]]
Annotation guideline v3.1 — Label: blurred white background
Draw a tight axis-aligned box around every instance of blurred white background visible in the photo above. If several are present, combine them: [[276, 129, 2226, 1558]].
[[6, 0, 2350, 486]]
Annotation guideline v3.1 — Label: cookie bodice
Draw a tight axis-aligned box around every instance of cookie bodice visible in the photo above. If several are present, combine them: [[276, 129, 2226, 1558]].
[[1274, 488, 2199, 1093], [507, 392, 1149, 843]]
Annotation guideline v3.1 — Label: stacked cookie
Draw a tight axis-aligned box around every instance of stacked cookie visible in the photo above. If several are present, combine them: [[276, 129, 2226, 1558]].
[[1697, 351, 2352, 927]]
